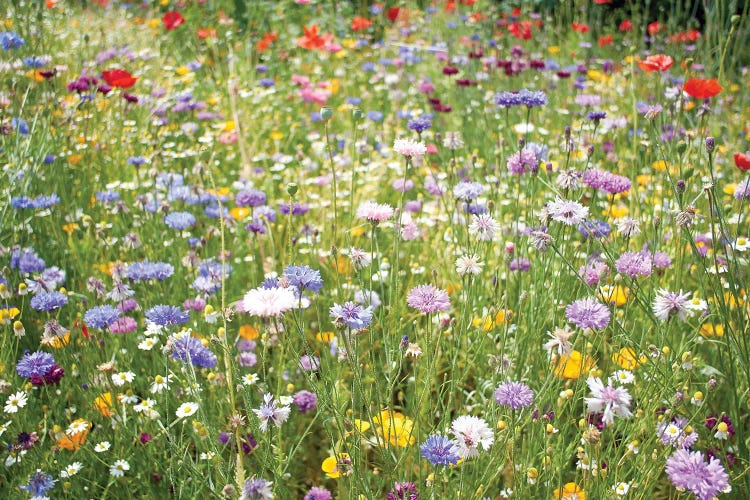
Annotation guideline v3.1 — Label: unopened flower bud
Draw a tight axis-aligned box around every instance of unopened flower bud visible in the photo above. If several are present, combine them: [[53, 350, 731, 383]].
[[705, 136, 715, 153], [319, 106, 333, 121]]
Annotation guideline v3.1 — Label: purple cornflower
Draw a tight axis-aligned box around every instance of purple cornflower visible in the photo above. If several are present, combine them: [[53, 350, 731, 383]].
[[11, 247, 46, 274], [586, 110, 607, 122], [29, 291, 68, 312], [734, 178, 750, 200], [304, 487, 333, 500], [585, 376, 632, 425], [615, 251, 652, 278], [125, 261, 174, 281], [657, 417, 699, 448], [241, 477, 273, 500], [253, 393, 291, 432], [16, 351, 55, 378], [518, 89, 547, 107], [494, 381, 535, 409], [582, 168, 632, 194], [420, 434, 460, 466], [665, 449, 729, 500], [283, 264, 323, 293], [407, 116, 432, 133], [109, 316, 138, 334], [494, 91, 522, 107], [407, 285, 451, 314], [508, 257, 531, 272], [566, 297, 611, 330], [278, 202, 310, 216], [545, 197, 589, 225], [145, 305, 189, 326], [164, 211, 196, 230], [653, 289, 692, 322], [84, 305, 121, 329], [579, 219, 611, 238], [20, 469, 56, 498], [387, 481, 419, 500], [452, 181, 485, 202], [170, 335, 217, 368], [95, 190, 120, 203], [579, 260, 609, 286], [235, 189, 266, 208], [293, 390, 318, 413], [506, 149, 539, 175], [329, 302, 373, 329]]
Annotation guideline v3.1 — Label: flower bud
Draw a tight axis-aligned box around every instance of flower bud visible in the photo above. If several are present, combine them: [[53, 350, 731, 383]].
[[705, 136, 715, 153], [319, 106, 333, 121]]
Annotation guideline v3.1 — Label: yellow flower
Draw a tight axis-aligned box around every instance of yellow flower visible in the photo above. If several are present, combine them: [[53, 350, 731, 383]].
[[553, 482, 585, 500], [230, 207, 250, 220], [699, 323, 724, 338], [350, 226, 366, 237], [548, 46, 561, 54], [68, 154, 83, 165], [44, 331, 71, 349], [612, 347, 646, 370], [552, 351, 595, 380], [599, 285, 628, 307], [239, 324, 259, 340], [269, 131, 283, 141], [175, 66, 190, 76], [316, 331, 335, 343], [322, 453, 351, 479], [372, 410, 415, 447], [0, 307, 20, 324], [652, 160, 669, 172], [94, 393, 114, 417]]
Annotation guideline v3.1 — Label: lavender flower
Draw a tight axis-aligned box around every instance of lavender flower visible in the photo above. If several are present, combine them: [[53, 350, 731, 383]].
[[293, 390, 318, 413], [84, 305, 121, 329], [171, 335, 217, 368], [29, 291, 68, 312], [566, 297, 611, 330], [125, 261, 174, 281], [164, 211, 196, 230], [653, 289, 692, 322], [665, 449, 729, 500], [582, 168, 632, 194], [452, 181, 485, 202], [518, 89, 547, 107], [253, 393, 291, 432], [304, 487, 333, 500], [235, 189, 267, 207], [584, 377, 632, 425], [20, 469, 56, 498], [16, 351, 55, 378], [506, 149, 539, 175], [241, 477, 273, 500], [407, 285, 451, 313], [494, 91, 522, 107], [387, 482, 419, 500], [145, 305, 189, 326], [494, 381, 535, 409], [283, 264, 323, 293], [420, 434, 460, 466], [657, 417, 699, 448], [615, 251, 652, 278], [329, 302, 373, 329]]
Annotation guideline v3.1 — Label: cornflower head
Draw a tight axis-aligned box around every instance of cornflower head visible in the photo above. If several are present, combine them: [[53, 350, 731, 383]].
[[665, 449, 729, 500], [393, 138, 427, 158], [420, 434, 460, 466], [329, 301, 373, 330], [252, 393, 291, 432], [282, 264, 323, 293], [653, 289, 693, 322], [406, 284, 450, 313], [584, 376, 632, 426], [494, 381, 535, 409]]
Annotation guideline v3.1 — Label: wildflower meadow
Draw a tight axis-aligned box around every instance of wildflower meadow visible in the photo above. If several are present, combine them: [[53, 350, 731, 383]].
[[2, 0, 750, 498]]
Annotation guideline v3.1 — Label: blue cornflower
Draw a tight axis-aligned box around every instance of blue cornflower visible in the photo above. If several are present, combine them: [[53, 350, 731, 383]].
[[235, 189, 267, 208], [84, 305, 121, 329], [366, 110, 384, 122], [420, 434, 460, 466], [95, 190, 120, 203], [494, 381, 535, 409], [20, 469, 56, 497], [494, 91, 522, 107], [258, 77, 275, 88], [16, 351, 55, 378], [171, 335, 217, 368], [587, 111, 607, 122], [278, 202, 309, 216], [204, 204, 229, 218], [125, 261, 174, 281], [164, 211, 196, 230], [283, 264, 323, 293], [127, 156, 147, 166], [11, 247, 46, 274], [0, 32, 25, 50], [30, 291, 68, 312], [146, 305, 189, 326], [452, 181, 485, 202], [23, 56, 48, 68], [11, 196, 33, 209], [518, 89, 548, 108], [579, 219, 612, 239], [329, 302, 373, 329], [32, 194, 60, 209], [407, 116, 432, 133]]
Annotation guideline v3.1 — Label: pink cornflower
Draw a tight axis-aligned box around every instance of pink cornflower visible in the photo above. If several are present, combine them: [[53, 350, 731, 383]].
[[241, 286, 297, 317], [393, 138, 427, 158], [407, 285, 451, 314], [356, 201, 394, 224], [585, 376, 632, 426], [546, 197, 589, 226], [653, 289, 692, 322]]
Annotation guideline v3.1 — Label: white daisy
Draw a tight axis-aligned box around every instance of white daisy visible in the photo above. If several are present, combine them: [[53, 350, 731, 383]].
[[175, 402, 199, 419], [4, 391, 27, 414]]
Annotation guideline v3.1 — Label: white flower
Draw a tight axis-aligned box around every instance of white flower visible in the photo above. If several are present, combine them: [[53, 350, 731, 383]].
[[133, 399, 156, 414], [584, 377, 632, 426], [150, 374, 171, 394], [111, 371, 135, 386], [450, 415, 494, 459], [652, 289, 692, 322], [733, 236, 748, 252], [66, 419, 89, 435], [138, 337, 158, 350], [455, 254, 484, 276], [614, 482, 631, 497], [4, 391, 27, 414], [144, 322, 164, 336], [109, 459, 130, 477], [199, 451, 215, 460], [94, 441, 111, 453], [241, 286, 297, 317], [468, 213, 499, 241], [176, 402, 199, 419], [393, 138, 427, 158], [61, 462, 83, 478], [0, 421, 11, 437], [242, 373, 259, 386], [612, 370, 635, 385]]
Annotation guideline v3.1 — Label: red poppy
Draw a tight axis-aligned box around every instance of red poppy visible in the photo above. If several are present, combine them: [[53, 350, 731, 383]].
[[256, 32, 277, 52], [163, 11, 185, 30], [296, 24, 333, 50], [598, 34, 613, 47], [683, 78, 723, 99], [101, 69, 137, 88], [619, 19, 633, 32], [386, 7, 400, 22], [197, 28, 217, 40], [668, 30, 701, 44], [734, 152, 750, 171], [351, 17, 372, 31], [647, 21, 660, 35], [637, 54, 674, 72], [446, 0, 456, 12], [73, 320, 89, 339], [460, 0, 477, 4], [508, 21, 532, 40], [572, 22, 589, 33]]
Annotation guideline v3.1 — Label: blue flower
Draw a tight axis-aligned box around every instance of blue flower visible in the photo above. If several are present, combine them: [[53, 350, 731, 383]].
[[16, 351, 55, 378], [146, 305, 189, 326], [20, 469, 56, 497], [125, 261, 174, 281], [171, 335, 217, 368], [30, 291, 68, 312], [420, 435, 459, 466], [235, 189, 266, 208], [0, 32, 25, 50], [11, 247, 46, 274], [518, 89, 548, 108], [95, 190, 120, 203], [164, 211, 196, 230], [494, 91, 522, 108], [84, 305, 121, 329], [329, 302, 373, 329], [283, 264, 323, 293]]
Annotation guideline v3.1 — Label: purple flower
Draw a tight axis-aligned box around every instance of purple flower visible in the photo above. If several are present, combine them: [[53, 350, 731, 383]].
[[420, 434, 460, 466], [657, 417, 699, 448], [582, 168, 632, 194], [329, 302, 373, 329], [253, 393, 291, 432], [20, 469, 56, 498], [615, 251, 652, 278], [16, 351, 55, 378], [407, 116, 432, 133], [406, 285, 451, 313], [494, 91, 522, 107], [387, 481, 419, 500], [11, 247, 46, 274], [304, 487, 333, 500], [29, 291, 68, 312], [566, 297, 610, 330], [242, 477, 273, 500], [84, 305, 121, 329], [164, 211, 196, 230], [585, 377, 632, 425], [125, 261, 174, 281], [283, 264, 323, 293], [665, 449, 729, 500], [653, 289, 692, 322], [494, 381, 535, 409], [507, 149, 539, 175], [293, 390, 318, 413], [235, 189, 267, 208], [518, 89, 547, 107], [452, 181, 485, 201], [171, 335, 217, 368], [145, 305, 189, 326]]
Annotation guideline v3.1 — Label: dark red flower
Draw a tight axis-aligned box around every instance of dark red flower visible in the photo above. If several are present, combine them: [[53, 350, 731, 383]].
[[683, 78, 723, 99], [163, 10, 185, 30], [386, 7, 400, 22], [734, 152, 750, 171], [101, 69, 137, 88]]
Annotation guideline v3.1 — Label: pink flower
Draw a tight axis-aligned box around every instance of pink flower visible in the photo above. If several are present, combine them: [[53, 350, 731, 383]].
[[299, 87, 330, 105], [356, 201, 394, 224]]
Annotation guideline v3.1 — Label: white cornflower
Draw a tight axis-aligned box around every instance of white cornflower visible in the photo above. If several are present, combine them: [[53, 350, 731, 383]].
[[393, 138, 427, 158], [455, 254, 484, 276], [450, 415, 494, 459], [652, 289, 692, 322], [468, 213, 499, 241]]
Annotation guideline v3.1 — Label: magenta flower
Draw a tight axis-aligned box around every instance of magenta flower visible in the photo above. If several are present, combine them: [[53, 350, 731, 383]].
[[407, 285, 450, 314]]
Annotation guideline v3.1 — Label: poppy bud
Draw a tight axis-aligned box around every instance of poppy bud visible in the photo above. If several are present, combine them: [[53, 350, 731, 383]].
[[286, 183, 298, 197], [319, 106, 333, 121], [351, 106, 363, 121]]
